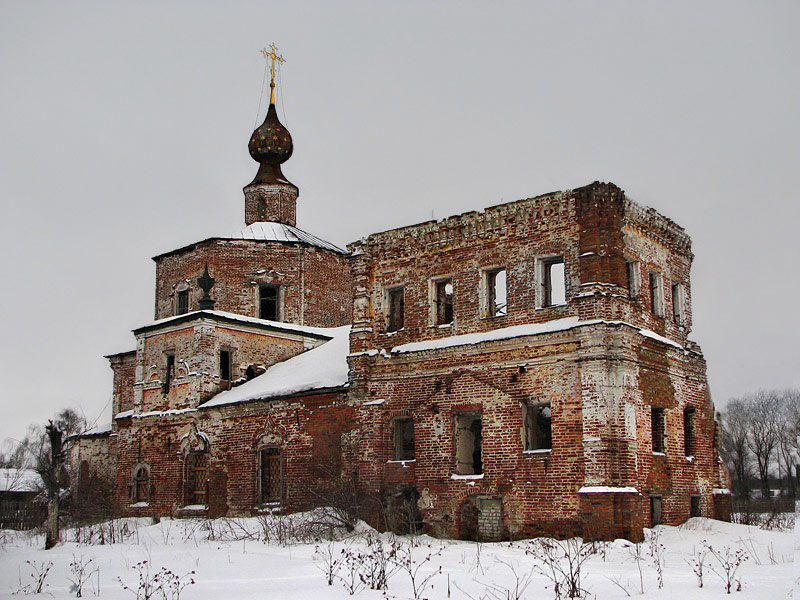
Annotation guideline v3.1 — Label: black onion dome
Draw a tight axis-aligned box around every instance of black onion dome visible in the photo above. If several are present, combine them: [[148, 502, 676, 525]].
[[247, 103, 294, 186]]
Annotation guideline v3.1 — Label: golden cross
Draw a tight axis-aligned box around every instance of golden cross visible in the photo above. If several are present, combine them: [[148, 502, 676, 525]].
[[260, 43, 285, 104]]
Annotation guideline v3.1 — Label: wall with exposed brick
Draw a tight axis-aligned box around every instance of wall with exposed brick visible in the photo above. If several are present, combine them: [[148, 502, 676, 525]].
[[108, 351, 136, 416], [113, 391, 353, 518], [153, 239, 351, 327]]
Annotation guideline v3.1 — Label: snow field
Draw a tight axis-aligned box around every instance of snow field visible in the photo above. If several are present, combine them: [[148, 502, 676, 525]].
[[0, 515, 793, 599]]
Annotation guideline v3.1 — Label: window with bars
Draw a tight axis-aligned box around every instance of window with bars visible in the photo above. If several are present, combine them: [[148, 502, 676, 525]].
[[259, 447, 281, 504], [392, 418, 415, 461], [176, 289, 189, 315], [652, 407, 665, 454], [186, 451, 208, 506]]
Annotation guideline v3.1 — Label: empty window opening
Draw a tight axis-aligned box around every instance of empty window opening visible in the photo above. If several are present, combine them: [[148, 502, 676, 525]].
[[387, 286, 405, 332], [524, 402, 552, 451], [626, 260, 640, 298], [220, 349, 232, 382], [259, 285, 279, 321], [176, 289, 189, 315], [435, 279, 454, 325], [393, 418, 415, 460], [485, 268, 507, 317], [684, 407, 696, 456], [651, 407, 665, 453], [690, 494, 701, 518], [163, 352, 175, 394], [649, 270, 663, 316], [454, 413, 482, 475], [650, 495, 662, 526], [258, 447, 281, 504], [542, 257, 566, 307], [133, 465, 149, 503], [185, 451, 208, 506], [671, 281, 684, 324]]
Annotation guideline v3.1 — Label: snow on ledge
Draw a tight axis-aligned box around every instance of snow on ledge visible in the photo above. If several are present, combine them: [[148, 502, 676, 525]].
[[451, 474, 485, 480], [363, 398, 386, 406], [579, 486, 639, 494], [129, 502, 149, 508], [387, 317, 685, 355], [712, 488, 732, 495]]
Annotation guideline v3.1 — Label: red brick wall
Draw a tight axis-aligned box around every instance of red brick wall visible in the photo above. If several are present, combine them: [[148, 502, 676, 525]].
[[154, 239, 351, 328], [108, 351, 136, 416], [114, 391, 354, 518]]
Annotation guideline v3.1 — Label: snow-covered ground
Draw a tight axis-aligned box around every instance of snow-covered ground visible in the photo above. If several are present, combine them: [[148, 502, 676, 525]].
[[0, 513, 794, 599]]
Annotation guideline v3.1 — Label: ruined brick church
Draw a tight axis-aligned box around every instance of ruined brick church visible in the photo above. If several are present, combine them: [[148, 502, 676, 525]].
[[72, 62, 730, 542]]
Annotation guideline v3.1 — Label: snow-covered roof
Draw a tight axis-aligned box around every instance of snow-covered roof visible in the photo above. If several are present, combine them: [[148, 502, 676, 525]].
[[80, 422, 112, 436], [384, 317, 684, 355], [134, 309, 337, 339], [0, 469, 42, 493], [201, 325, 351, 408], [226, 222, 347, 254]]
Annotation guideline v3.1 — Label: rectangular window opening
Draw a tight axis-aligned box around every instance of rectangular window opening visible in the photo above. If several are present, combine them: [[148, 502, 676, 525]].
[[393, 418, 415, 461], [626, 260, 640, 298], [651, 407, 665, 453], [542, 257, 566, 307], [672, 281, 684, 324], [176, 290, 189, 315], [259, 447, 281, 504], [485, 268, 507, 317], [163, 352, 175, 394], [435, 278, 454, 325], [220, 349, 231, 382], [649, 270, 663, 316], [259, 285, 279, 321], [387, 286, 405, 332], [684, 407, 696, 456], [454, 413, 482, 475], [524, 402, 552, 451]]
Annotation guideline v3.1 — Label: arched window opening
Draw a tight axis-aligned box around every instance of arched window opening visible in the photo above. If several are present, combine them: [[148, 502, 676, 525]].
[[133, 465, 150, 504]]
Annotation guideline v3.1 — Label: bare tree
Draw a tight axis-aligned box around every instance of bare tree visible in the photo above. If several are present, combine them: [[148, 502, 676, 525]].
[[21, 409, 87, 549], [720, 399, 753, 499], [746, 391, 781, 499]]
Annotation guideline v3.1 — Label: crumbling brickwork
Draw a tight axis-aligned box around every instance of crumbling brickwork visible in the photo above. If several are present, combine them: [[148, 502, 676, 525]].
[[70, 86, 728, 542]]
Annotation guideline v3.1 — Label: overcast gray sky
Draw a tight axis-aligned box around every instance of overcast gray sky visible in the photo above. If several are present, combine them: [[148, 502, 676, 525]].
[[1, 1, 798, 445]]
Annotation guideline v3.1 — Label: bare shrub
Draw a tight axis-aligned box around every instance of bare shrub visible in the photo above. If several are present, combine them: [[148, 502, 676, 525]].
[[647, 527, 666, 589], [686, 545, 708, 588], [390, 541, 444, 599], [13, 560, 53, 595], [314, 541, 344, 586], [482, 559, 534, 600], [626, 542, 646, 594], [68, 555, 98, 597], [69, 518, 139, 545], [116, 560, 195, 600], [703, 541, 748, 594], [525, 538, 592, 599]]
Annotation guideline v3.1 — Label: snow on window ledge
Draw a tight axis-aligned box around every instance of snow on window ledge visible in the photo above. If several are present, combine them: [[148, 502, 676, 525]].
[[523, 449, 552, 455], [579, 486, 639, 494], [685, 455, 695, 462], [652, 452, 666, 457], [387, 459, 416, 466], [451, 473, 484, 480], [181, 504, 208, 511], [712, 488, 731, 495], [129, 502, 149, 508]]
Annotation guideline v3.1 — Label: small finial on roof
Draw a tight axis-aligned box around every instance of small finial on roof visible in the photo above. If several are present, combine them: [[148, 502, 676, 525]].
[[197, 263, 216, 310]]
